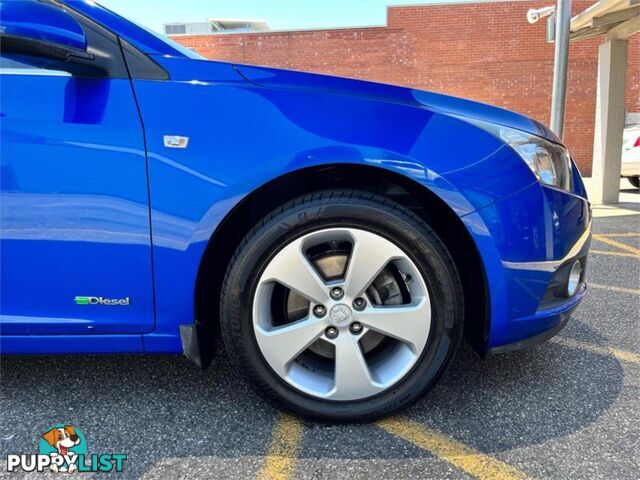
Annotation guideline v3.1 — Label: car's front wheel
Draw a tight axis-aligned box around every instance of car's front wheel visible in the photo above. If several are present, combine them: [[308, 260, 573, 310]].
[[220, 190, 464, 421]]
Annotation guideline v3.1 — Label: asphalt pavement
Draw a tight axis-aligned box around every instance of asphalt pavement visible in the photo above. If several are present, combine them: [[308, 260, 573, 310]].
[[1, 208, 638, 480]]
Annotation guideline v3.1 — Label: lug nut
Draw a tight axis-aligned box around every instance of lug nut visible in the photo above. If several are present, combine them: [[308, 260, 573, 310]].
[[313, 305, 327, 318], [325, 326, 339, 339], [330, 287, 344, 300], [353, 297, 367, 311], [349, 322, 363, 335]]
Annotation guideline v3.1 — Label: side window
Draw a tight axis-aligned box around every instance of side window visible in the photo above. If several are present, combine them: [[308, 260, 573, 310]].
[[0, 0, 86, 73], [0, 1, 166, 80], [0, 1, 129, 79], [0, 52, 66, 72]]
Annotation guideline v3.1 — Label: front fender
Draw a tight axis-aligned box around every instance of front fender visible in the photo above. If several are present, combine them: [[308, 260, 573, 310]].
[[132, 58, 535, 351]]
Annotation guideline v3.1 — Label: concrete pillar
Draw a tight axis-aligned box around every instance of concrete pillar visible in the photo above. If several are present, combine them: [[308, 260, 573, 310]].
[[591, 39, 628, 204]]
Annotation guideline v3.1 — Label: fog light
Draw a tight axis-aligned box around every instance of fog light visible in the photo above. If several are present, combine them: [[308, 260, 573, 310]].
[[567, 261, 582, 296]]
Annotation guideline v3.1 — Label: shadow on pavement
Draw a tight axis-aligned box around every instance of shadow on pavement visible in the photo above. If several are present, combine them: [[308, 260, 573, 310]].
[[0, 320, 624, 476]]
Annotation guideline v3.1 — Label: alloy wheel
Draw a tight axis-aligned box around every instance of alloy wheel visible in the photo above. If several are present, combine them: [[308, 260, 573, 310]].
[[252, 228, 432, 401]]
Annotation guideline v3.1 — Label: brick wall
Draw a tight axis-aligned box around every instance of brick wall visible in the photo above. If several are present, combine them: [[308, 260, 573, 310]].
[[173, 0, 640, 175]]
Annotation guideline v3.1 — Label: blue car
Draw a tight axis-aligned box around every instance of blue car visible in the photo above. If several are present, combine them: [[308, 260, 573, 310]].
[[0, 0, 591, 421]]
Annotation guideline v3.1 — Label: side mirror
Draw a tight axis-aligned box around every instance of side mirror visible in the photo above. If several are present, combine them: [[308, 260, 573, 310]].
[[0, 0, 94, 66]]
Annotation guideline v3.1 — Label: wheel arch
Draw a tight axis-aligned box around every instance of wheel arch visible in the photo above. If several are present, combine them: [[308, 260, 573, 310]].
[[194, 163, 490, 366]]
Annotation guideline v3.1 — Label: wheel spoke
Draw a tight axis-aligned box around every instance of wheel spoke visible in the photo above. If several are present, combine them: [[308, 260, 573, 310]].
[[254, 317, 326, 376], [260, 238, 330, 305], [357, 299, 431, 351], [329, 334, 384, 400], [343, 229, 407, 298]]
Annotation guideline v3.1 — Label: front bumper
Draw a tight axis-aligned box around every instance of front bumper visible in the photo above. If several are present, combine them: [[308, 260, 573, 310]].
[[462, 174, 591, 353], [487, 221, 591, 355], [487, 282, 586, 354]]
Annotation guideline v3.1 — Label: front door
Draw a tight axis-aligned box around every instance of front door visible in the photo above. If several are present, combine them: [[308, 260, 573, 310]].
[[0, 3, 154, 335]]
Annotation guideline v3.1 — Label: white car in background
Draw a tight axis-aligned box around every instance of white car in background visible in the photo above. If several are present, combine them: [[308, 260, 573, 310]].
[[622, 124, 640, 188]]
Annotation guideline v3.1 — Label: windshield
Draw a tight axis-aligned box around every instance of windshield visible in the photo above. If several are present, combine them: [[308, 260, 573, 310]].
[[95, 2, 205, 60], [63, 0, 205, 59]]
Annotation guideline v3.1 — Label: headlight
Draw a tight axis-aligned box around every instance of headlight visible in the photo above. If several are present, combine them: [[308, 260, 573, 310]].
[[472, 121, 573, 191]]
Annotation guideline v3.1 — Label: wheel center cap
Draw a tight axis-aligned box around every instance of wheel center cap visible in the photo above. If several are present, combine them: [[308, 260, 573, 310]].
[[329, 304, 353, 327]]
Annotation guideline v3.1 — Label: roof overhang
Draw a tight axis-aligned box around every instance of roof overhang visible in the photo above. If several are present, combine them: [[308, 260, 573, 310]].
[[207, 18, 271, 32], [570, 0, 640, 41]]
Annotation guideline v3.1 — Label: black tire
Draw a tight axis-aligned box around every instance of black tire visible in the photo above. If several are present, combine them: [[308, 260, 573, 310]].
[[629, 177, 640, 189], [220, 190, 464, 422]]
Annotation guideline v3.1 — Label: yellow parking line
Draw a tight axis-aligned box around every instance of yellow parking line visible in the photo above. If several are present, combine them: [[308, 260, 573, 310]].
[[257, 415, 304, 480], [592, 234, 640, 256], [600, 233, 640, 237], [590, 249, 639, 258], [591, 206, 640, 218], [590, 283, 640, 295], [553, 337, 640, 364], [378, 418, 529, 480]]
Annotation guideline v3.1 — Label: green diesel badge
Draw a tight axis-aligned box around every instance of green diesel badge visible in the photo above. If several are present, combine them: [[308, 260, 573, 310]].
[[74, 296, 130, 306]]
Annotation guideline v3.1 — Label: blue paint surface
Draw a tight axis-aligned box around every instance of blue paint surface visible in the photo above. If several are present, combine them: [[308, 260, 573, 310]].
[[0, 0, 590, 355]]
